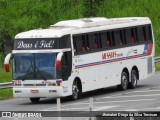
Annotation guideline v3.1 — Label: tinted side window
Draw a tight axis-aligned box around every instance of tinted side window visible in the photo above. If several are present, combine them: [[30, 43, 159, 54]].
[[107, 32, 112, 47], [148, 25, 152, 41], [111, 31, 115, 46], [143, 25, 153, 42], [94, 33, 102, 49], [73, 35, 82, 52], [85, 35, 90, 51], [88, 33, 95, 50], [124, 28, 132, 44], [136, 27, 144, 42], [60, 35, 71, 48], [100, 32, 107, 48], [114, 30, 122, 46]]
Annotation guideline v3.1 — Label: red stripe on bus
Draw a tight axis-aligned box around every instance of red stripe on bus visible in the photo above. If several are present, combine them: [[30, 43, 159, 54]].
[[75, 54, 147, 69]]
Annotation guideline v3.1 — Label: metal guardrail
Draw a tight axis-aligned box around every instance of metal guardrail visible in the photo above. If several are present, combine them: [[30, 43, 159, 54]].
[[154, 57, 160, 63], [0, 57, 160, 89], [0, 82, 12, 89]]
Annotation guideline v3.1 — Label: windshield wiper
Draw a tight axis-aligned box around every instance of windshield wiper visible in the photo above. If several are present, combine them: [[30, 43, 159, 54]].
[[35, 65, 47, 80], [22, 59, 34, 81]]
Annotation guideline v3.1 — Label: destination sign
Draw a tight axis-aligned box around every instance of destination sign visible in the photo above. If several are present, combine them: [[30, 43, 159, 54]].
[[14, 38, 59, 50]]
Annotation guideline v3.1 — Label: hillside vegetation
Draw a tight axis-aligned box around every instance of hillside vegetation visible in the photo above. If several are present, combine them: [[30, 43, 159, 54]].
[[0, 0, 160, 54]]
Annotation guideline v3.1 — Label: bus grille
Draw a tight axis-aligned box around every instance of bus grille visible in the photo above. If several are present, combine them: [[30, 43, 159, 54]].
[[23, 84, 46, 86]]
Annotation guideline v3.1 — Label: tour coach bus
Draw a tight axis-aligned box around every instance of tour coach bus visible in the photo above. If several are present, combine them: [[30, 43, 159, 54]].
[[4, 17, 155, 102]]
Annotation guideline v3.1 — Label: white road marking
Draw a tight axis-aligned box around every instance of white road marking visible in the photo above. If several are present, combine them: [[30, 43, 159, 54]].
[[42, 98, 156, 111], [96, 93, 160, 100], [131, 89, 160, 93], [153, 73, 160, 77], [93, 105, 120, 111], [94, 98, 156, 104], [126, 107, 160, 111], [43, 105, 119, 111], [41, 78, 160, 111], [124, 109, 138, 111], [95, 86, 160, 101], [60, 107, 90, 111]]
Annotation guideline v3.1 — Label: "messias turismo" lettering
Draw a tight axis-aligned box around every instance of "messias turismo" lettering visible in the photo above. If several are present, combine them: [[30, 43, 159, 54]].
[[102, 51, 123, 60]]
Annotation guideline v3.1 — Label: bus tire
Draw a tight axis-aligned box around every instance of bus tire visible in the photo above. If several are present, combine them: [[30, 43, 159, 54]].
[[71, 80, 81, 100], [30, 98, 40, 103], [129, 69, 138, 89], [117, 71, 128, 91]]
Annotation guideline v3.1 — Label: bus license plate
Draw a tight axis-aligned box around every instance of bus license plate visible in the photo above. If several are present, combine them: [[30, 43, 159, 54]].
[[31, 90, 39, 93]]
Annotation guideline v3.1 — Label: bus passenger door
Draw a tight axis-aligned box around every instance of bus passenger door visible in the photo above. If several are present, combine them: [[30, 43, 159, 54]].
[[61, 51, 72, 81]]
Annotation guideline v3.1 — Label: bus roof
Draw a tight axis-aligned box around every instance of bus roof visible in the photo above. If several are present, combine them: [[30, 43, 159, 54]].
[[15, 17, 151, 39]]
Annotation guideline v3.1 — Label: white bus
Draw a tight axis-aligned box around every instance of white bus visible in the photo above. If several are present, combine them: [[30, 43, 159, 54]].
[[4, 17, 155, 102]]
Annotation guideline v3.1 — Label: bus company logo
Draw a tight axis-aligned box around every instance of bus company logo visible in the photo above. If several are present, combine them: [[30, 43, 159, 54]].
[[102, 52, 123, 60], [102, 51, 117, 59], [127, 49, 138, 56]]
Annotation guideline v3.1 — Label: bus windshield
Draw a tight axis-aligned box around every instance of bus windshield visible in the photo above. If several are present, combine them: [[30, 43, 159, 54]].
[[13, 53, 56, 80]]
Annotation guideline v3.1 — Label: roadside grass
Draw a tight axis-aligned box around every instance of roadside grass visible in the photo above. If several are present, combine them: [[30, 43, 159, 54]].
[[0, 88, 13, 100], [156, 62, 160, 72], [0, 67, 12, 83], [0, 67, 13, 100]]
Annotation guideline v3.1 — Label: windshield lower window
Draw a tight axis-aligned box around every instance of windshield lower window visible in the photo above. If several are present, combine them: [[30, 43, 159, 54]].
[[13, 53, 56, 80]]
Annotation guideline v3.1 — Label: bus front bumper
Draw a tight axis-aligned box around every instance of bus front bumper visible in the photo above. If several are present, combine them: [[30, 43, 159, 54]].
[[13, 87, 67, 98]]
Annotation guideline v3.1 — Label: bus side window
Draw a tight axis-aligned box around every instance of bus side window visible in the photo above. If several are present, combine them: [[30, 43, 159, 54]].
[[136, 26, 144, 42], [114, 30, 121, 46], [124, 28, 132, 44], [85, 35, 90, 51], [148, 25, 152, 41], [60, 35, 71, 48], [145, 25, 152, 41], [131, 28, 135, 43], [73, 35, 82, 53], [94, 33, 99, 49], [88, 33, 95, 50], [111, 31, 115, 46], [120, 30, 124, 45], [82, 35, 86, 52], [100, 32, 107, 48], [98, 33, 102, 48], [143, 26, 147, 41], [107, 32, 111, 47]]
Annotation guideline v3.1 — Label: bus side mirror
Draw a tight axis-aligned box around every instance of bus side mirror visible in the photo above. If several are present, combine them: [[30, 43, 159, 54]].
[[4, 53, 12, 72], [56, 52, 63, 71]]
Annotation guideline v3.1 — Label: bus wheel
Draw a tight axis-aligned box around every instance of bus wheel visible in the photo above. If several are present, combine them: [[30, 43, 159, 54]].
[[129, 69, 138, 89], [71, 80, 81, 100], [117, 71, 128, 90], [30, 98, 40, 103]]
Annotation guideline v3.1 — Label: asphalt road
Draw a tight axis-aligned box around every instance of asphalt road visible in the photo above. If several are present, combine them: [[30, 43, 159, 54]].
[[1, 72, 160, 120]]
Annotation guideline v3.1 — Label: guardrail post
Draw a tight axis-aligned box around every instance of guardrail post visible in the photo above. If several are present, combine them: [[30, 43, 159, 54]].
[[57, 98, 61, 120], [89, 97, 94, 120]]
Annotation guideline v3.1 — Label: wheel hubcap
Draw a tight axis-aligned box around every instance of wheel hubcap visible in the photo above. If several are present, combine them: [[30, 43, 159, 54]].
[[122, 75, 127, 88], [132, 73, 137, 86], [73, 84, 79, 98]]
